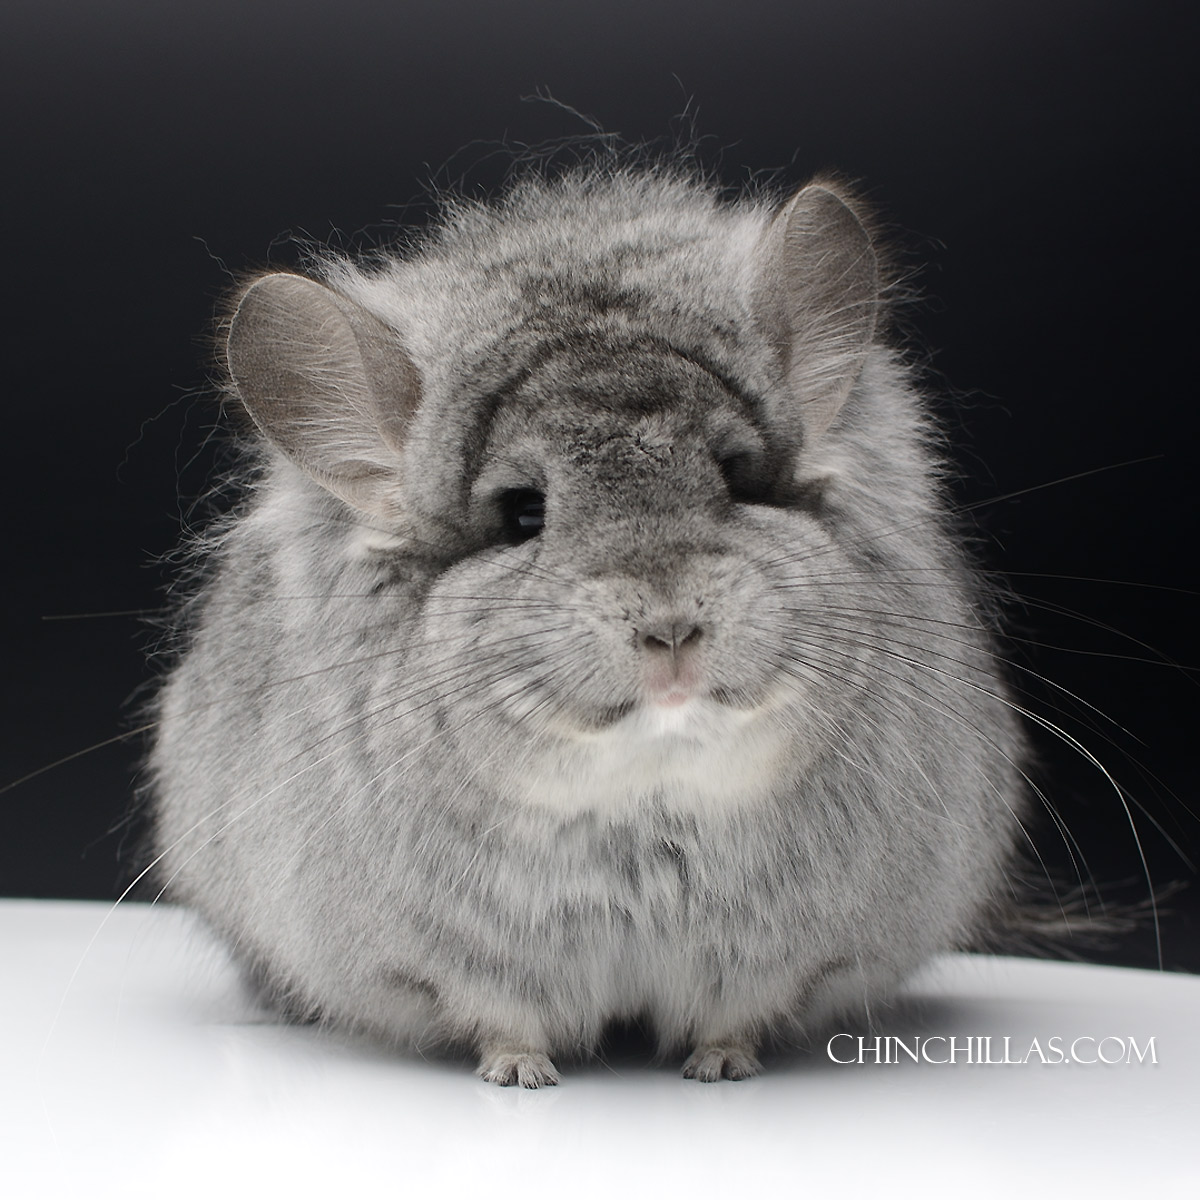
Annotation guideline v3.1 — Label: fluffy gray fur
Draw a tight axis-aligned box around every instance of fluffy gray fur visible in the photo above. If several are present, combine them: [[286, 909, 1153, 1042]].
[[149, 166, 1026, 1086]]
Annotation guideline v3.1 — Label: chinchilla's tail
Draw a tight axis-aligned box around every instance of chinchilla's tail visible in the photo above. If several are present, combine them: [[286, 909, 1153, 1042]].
[[972, 872, 1188, 968]]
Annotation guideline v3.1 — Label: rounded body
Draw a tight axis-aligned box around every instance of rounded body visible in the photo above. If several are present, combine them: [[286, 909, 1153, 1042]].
[[150, 170, 1026, 1083]]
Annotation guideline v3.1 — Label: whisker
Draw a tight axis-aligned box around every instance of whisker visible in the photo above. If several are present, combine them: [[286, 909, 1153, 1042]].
[[769, 639, 1073, 905], [782, 624, 1168, 965]]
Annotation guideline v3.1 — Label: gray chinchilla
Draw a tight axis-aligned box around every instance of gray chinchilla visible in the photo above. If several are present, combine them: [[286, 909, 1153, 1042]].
[[148, 165, 1027, 1086]]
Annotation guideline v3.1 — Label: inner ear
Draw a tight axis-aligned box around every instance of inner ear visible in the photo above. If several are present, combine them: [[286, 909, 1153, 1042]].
[[226, 273, 421, 516], [752, 180, 880, 441]]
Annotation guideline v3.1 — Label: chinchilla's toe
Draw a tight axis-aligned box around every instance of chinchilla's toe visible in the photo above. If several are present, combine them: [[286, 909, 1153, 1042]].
[[476, 1047, 561, 1088], [681, 1042, 762, 1082]]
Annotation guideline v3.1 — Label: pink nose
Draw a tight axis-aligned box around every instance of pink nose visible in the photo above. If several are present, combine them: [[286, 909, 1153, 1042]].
[[638, 622, 703, 657], [638, 621, 704, 699]]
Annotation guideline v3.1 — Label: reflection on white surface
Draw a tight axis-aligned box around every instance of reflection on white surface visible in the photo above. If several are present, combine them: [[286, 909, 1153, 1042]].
[[4, 900, 1196, 1197]]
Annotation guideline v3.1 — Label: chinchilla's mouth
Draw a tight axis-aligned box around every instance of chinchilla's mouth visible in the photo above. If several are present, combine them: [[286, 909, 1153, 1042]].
[[573, 687, 760, 733]]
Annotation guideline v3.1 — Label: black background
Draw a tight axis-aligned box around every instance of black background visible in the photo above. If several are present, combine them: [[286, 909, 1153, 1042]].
[[3, 0, 1197, 969]]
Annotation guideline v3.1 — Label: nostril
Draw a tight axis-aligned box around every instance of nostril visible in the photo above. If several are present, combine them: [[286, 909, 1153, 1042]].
[[639, 623, 703, 655]]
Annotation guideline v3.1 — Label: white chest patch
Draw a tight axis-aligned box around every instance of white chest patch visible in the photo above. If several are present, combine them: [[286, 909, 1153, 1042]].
[[509, 697, 805, 818]]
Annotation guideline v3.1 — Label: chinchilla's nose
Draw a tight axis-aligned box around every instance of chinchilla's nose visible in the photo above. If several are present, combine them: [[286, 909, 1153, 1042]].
[[637, 620, 703, 659], [635, 615, 706, 698]]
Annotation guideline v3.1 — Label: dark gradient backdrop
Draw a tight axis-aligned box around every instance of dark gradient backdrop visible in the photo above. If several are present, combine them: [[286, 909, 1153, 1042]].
[[3, 0, 1197, 969]]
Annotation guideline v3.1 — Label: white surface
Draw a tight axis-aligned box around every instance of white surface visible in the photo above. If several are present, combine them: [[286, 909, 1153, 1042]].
[[3, 900, 1196, 1197]]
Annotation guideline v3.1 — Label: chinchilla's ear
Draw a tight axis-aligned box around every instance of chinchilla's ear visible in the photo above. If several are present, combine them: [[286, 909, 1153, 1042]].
[[752, 180, 880, 441], [227, 273, 421, 516]]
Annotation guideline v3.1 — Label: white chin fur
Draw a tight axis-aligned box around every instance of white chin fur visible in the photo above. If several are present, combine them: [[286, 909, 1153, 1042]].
[[620, 696, 746, 742], [508, 697, 805, 818]]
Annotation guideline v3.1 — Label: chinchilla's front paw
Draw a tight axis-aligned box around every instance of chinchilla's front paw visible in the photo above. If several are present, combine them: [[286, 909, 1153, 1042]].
[[476, 1046, 561, 1088], [681, 1042, 762, 1082]]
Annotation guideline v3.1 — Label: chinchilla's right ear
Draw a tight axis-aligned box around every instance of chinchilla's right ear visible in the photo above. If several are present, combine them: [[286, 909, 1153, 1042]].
[[226, 273, 421, 517]]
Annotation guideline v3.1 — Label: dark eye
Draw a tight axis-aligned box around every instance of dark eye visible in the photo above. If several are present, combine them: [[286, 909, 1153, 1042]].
[[717, 454, 767, 504], [499, 488, 545, 542]]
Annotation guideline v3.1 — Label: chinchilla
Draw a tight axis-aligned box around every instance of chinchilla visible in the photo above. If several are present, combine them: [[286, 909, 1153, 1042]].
[[148, 164, 1027, 1086]]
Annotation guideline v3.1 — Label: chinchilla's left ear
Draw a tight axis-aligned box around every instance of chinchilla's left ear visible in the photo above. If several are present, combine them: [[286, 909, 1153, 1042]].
[[226, 272, 421, 517], [751, 180, 880, 441]]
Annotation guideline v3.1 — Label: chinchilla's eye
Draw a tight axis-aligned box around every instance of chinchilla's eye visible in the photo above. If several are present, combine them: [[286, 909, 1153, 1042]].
[[717, 453, 768, 504], [499, 488, 545, 542]]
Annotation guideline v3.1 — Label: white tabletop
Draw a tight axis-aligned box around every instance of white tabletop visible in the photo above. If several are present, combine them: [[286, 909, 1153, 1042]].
[[3, 899, 1196, 1197]]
